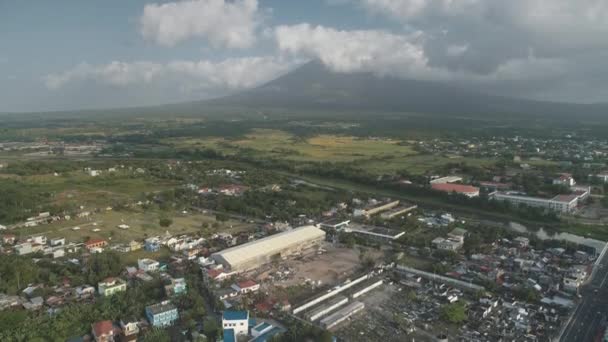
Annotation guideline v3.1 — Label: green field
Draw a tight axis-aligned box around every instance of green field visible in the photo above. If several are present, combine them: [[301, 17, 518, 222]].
[[14, 209, 255, 244], [163, 129, 493, 175]]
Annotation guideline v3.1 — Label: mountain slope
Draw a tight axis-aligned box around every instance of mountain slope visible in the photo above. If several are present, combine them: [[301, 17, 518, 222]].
[[205, 61, 607, 119]]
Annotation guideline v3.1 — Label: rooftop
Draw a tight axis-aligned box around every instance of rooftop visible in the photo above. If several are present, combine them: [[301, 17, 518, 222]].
[[146, 301, 176, 315], [212, 225, 325, 268], [431, 183, 479, 193], [92, 320, 113, 337], [223, 310, 249, 321]]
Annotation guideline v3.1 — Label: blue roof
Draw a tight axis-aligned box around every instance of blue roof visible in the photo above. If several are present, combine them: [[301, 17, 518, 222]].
[[223, 328, 236, 342], [249, 317, 256, 327], [252, 327, 284, 342], [223, 310, 248, 321], [254, 322, 272, 332]]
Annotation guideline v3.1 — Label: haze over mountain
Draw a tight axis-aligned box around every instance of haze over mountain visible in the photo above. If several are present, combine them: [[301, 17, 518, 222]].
[[204, 61, 608, 120]]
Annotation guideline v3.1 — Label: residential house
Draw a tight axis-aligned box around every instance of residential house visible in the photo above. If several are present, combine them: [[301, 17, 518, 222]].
[[119, 319, 140, 342], [145, 301, 178, 327], [98, 277, 127, 297], [2, 234, 16, 245], [231, 280, 260, 295], [165, 277, 187, 297], [138, 258, 160, 272], [91, 320, 114, 342]]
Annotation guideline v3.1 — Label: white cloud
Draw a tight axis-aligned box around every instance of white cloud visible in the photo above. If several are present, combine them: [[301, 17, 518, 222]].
[[140, 0, 261, 48], [44, 57, 297, 94], [274, 24, 438, 79], [274, 23, 561, 83]]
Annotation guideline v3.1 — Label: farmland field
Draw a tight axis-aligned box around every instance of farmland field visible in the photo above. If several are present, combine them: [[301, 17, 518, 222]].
[[163, 129, 495, 175]]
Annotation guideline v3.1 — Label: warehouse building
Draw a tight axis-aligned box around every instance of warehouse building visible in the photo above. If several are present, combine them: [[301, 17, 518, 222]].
[[211, 225, 326, 271], [320, 301, 365, 329]]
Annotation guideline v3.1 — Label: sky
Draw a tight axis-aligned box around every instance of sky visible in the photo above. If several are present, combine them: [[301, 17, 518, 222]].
[[1, 0, 607, 112]]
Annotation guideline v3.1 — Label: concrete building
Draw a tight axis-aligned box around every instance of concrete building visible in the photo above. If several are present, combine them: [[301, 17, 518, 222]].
[[305, 295, 348, 322], [380, 204, 418, 219], [211, 225, 325, 271], [489, 191, 579, 213], [98, 277, 127, 296], [430, 176, 463, 184], [319, 219, 350, 231], [146, 301, 178, 327], [320, 301, 365, 329], [222, 310, 249, 338], [353, 200, 400, 217], [344, 225, 405, 242]]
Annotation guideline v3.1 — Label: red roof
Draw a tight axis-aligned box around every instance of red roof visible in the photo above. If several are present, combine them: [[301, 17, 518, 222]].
[[552, 194, 579, 202], [207, 269, 224, 279], [92, 320, 113, 337], [238, 280, 257, 289], [431, 183, 479, 194], [85, 238, 107, 247]]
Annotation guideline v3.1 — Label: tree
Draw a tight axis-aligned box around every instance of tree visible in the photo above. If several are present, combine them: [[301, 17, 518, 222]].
[[203, 317, 219, 342], [440, 302, 467, 324], [159, 217, 173, 228]]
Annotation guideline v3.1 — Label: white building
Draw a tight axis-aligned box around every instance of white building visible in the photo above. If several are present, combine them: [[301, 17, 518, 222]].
[[553, 174, 576, 186], [138, 258, 160, 272], [430, 176, 463, 184], [222, 311, 249, 338], [489, 192, 579, 213]]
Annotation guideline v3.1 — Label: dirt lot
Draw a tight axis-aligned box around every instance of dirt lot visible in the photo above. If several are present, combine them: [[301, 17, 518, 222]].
[[278, 244, 383, 287]]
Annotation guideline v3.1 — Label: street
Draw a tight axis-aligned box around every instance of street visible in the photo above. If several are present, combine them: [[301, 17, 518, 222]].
[[561, 246, 608, 342]]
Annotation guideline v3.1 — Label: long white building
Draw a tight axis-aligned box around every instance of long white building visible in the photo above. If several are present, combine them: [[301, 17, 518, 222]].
[[211, 225, 326, 271], [489, 191, 579, 213]]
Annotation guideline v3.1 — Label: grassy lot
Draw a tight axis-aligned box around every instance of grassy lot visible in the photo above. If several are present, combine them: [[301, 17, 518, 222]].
[[356, 154, 495, 175], [12, 210, 256, 244], [5, 170, 179, 210], [164, 129, 498, 175], [164, 129, 416, 162]]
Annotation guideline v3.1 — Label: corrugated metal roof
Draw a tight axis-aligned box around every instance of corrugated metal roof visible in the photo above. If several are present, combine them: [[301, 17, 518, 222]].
[[212, 225, 325, 269]]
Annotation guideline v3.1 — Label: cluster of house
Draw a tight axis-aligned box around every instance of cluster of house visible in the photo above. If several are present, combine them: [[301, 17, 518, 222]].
[[447, 235, 593, 297], [197, 184, 250, 197], [396, 263, 570, 340], [87, 299, 179, 342], [414, 135, 608, 166], [3, 235, 81, 258]]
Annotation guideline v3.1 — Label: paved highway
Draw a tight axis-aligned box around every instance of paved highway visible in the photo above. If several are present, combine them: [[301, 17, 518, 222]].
[[561, 246, 608, 342]]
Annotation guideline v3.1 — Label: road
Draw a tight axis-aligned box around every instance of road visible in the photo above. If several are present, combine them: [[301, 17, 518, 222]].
[[560, 246, 608, 342]]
